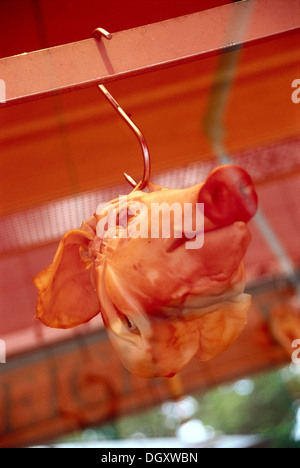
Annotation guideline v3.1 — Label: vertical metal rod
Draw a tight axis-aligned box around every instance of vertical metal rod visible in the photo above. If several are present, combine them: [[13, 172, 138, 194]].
[[203, 1, 300, 297]]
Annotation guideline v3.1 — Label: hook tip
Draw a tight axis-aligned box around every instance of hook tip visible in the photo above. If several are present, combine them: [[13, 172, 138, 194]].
[[123, 172, 137, 188]]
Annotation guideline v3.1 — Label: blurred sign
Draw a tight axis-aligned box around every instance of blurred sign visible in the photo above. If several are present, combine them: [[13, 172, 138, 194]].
[[0, 290, 294, 448], [0, 332, 148, 447]]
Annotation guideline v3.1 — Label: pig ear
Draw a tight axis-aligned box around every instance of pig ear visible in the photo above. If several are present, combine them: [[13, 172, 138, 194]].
[[198, 165, 258, 226], [34, 230, 100, 329]]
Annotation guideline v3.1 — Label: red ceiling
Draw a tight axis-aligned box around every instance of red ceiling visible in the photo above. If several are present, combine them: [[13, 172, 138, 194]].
[[0, 0, 232, 59]]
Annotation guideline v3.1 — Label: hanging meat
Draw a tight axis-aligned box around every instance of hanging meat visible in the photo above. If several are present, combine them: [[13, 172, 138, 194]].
[[34, 164, 258, 378]]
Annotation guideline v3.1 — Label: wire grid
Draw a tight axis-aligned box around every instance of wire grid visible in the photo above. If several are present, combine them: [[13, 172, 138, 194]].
[[0, 135, 299, 255]]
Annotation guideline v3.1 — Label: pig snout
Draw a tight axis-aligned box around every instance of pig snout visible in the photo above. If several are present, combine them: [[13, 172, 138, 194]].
[[198, 165, 258, 226]]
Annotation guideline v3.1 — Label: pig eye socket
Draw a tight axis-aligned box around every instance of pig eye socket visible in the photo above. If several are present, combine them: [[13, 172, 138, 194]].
[[114, 303, 140, 335], [124, 316, 138, 331], [122, 314, 140, 335]]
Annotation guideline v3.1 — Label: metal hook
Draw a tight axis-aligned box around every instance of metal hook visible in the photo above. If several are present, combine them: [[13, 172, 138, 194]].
[[92, 27, 113, 40], [93, 28, 151, 190]]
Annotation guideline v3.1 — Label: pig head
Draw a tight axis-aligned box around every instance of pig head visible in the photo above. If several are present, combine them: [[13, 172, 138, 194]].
[[34, 165, 258, 378]]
